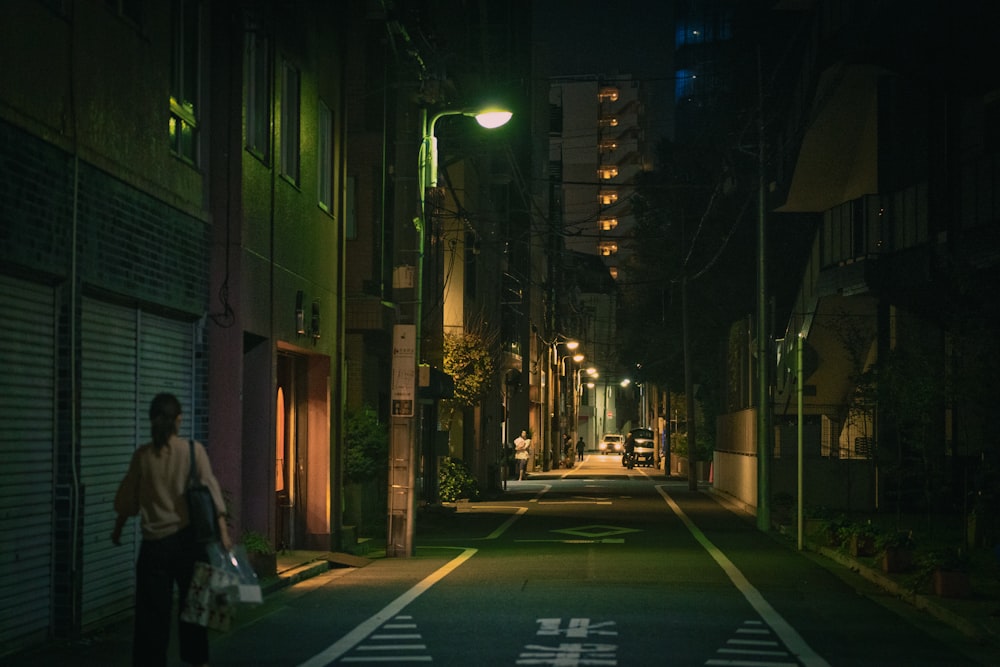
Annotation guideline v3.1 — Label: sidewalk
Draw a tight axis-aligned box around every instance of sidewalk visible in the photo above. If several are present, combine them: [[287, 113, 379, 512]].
[[0, 550, 371, 667], [706, 486, 1000, 657]]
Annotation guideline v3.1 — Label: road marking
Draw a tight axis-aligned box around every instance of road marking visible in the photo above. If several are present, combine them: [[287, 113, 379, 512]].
[[657, 487, 829, 667], [553, 525, 640, 539], [482, 506, 528, 539], [295, 549, 477, 667], [514, 538, 625, 544], [518, 618, 619, 665], [537, 618, 618, 638]]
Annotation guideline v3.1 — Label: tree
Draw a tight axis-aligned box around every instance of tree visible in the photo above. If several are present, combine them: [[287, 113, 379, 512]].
[[442, 326, 498, 409]]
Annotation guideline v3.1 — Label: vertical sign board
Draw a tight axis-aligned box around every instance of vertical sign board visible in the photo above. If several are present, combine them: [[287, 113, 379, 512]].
[[391, 324, 415, 416], [388, 324, 416, 556]]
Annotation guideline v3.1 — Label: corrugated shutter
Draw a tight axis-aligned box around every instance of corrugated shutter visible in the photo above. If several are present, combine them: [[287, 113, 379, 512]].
[[0, 276, 56, 648], [79, 301, 195, 627], [80, 299, 140, 626]]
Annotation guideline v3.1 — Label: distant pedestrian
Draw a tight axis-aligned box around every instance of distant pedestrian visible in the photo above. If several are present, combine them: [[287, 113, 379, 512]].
[[623, 432, 636, 469], [111, 393, 231, 667], [576, 436, 585, 461], [514, 430, 531, 480]]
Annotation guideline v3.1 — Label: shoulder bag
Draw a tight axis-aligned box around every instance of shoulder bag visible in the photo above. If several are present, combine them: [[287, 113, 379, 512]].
[[186, 439, 220, 543]]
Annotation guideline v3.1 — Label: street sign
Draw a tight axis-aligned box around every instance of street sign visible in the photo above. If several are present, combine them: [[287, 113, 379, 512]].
[[391, 324, 415, 416]]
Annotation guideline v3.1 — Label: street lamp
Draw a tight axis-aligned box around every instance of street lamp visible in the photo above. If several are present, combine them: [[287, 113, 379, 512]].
[[388, 105, 512, 558], [544, 338, 579, 471], [415, 105, 513, 367], [573, 367, 597, 446]]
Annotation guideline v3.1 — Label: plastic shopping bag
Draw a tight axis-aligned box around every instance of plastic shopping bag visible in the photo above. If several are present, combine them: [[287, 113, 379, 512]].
[[181, 561, 237, 631], [208, 542, 263, 605]]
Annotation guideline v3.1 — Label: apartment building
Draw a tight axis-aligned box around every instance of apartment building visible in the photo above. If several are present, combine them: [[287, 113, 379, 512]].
[[0, 0, 347, 648]]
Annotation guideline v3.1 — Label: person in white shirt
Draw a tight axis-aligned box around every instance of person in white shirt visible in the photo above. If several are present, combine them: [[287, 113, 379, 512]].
[[513, 430, 531, 480]]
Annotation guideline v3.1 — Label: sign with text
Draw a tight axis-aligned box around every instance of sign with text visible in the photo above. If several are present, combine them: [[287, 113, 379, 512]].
[[391, 324, 416, 417]]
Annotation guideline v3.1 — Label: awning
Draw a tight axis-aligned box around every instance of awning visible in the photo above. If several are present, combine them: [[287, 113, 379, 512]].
[[778, 63, 885, 213]]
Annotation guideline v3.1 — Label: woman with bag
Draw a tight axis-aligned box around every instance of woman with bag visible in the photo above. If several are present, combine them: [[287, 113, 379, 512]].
[[111, 393, 231, 667]]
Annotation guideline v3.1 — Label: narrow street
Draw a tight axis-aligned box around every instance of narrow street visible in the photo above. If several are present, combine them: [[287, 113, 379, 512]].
[[10, 455, 994, 666], [203, 455, 990, 666]]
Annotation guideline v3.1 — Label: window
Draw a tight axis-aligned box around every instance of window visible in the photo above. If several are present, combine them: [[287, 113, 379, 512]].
[[245, 24, 271, 162], [598, 166, 618, 180], [599, 217, 618, 231], [169, 0, 200, 164], [598, 116, 619, 127], [318, 101, 334, 212], [599, 191, 618, 205], [598, 241, 619, 256], [608, 266, 619, 279], [599, 140, 618, 153], [598, 87, 619, 102], [280, 59, 300, 184]]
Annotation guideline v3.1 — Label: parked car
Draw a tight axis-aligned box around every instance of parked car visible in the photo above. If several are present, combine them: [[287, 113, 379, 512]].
[[626, 427, 656, 467], [599, 433, 624, 455]]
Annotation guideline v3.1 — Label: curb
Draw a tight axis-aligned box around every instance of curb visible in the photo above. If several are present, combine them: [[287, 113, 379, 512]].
[[261, 551, 372, 596], [812, 544, 986, 641]]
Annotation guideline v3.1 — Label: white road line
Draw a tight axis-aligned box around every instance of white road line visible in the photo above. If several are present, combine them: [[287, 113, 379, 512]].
[[704, 660, 799, 667], [483, 506, 528, 539], [657, 486, 831, 667], [295, 548, 477, 667]]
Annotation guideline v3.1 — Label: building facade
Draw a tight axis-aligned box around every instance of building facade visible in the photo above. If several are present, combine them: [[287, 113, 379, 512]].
[[0, 0, 347, 650]]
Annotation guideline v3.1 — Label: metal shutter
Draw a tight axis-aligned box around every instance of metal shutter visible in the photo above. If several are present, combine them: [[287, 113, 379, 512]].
[[79, 301, 195, 627], [0, 276, 56, 648]]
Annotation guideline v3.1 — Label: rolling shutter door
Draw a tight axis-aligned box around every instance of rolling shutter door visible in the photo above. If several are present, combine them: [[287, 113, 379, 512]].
[[79, 300, 195, 627], [0, 276, 56, 648]]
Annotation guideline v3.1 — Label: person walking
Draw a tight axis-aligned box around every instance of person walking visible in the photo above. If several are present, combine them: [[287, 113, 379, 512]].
[[513, 430, 531, 480], [111, 393, 232, 667], [576, 436, 586, 462]]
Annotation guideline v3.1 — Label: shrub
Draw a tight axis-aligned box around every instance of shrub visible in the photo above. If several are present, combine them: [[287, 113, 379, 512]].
[[345, 406, 388, 483], [438, 457, 481, 502]]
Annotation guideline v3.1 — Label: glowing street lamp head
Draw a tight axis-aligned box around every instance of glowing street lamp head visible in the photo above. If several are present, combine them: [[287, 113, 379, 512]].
[[473, 109, 513, 129]]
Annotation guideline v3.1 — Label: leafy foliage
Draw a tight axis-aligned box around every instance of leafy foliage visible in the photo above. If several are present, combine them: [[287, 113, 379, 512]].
[[345, 406, 388, 483], [438, 457, 481, 502], [443, 328, 497, 408]]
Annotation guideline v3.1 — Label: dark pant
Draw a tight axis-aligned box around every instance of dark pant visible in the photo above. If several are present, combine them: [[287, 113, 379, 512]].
[[133, 528, 208, 667]]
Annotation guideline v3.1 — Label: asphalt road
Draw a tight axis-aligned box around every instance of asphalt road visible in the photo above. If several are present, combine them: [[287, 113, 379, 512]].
[[199, 455, 987, 666], [13, 455, 987, 666]]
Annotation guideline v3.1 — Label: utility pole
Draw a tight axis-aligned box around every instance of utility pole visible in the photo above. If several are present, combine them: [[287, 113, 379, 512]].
[[755, 46, 771, 531], [682, 275, 697, 491]]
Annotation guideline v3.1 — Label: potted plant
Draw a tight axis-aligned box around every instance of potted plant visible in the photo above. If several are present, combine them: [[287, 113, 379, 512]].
[[930, 548, 971, 599], [839, 521, 879, 558], [912, 548, 971, 598], [242, 530, 277, 578], [877, 530, 915, 573]]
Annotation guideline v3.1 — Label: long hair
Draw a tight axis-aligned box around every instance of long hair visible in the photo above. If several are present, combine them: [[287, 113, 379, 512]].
[[149, 393, 182, 449]]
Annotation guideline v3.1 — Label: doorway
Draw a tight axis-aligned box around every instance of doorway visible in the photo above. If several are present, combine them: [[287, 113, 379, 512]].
[[276, 352, 308, 551]]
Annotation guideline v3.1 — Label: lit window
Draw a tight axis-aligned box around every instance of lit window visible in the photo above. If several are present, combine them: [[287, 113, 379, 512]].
[[280, 60, 301, 184], [599, 140, 618, 152], [598, 87, 620, 102], [608, 266, 619, 279], [169, 0, 200, 165], [598, 166, 618, 180], [598, 116, 619, 127], [599, 191, 618, 205], [600, 218, 618, 231], [598, 241, 619, 256]]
